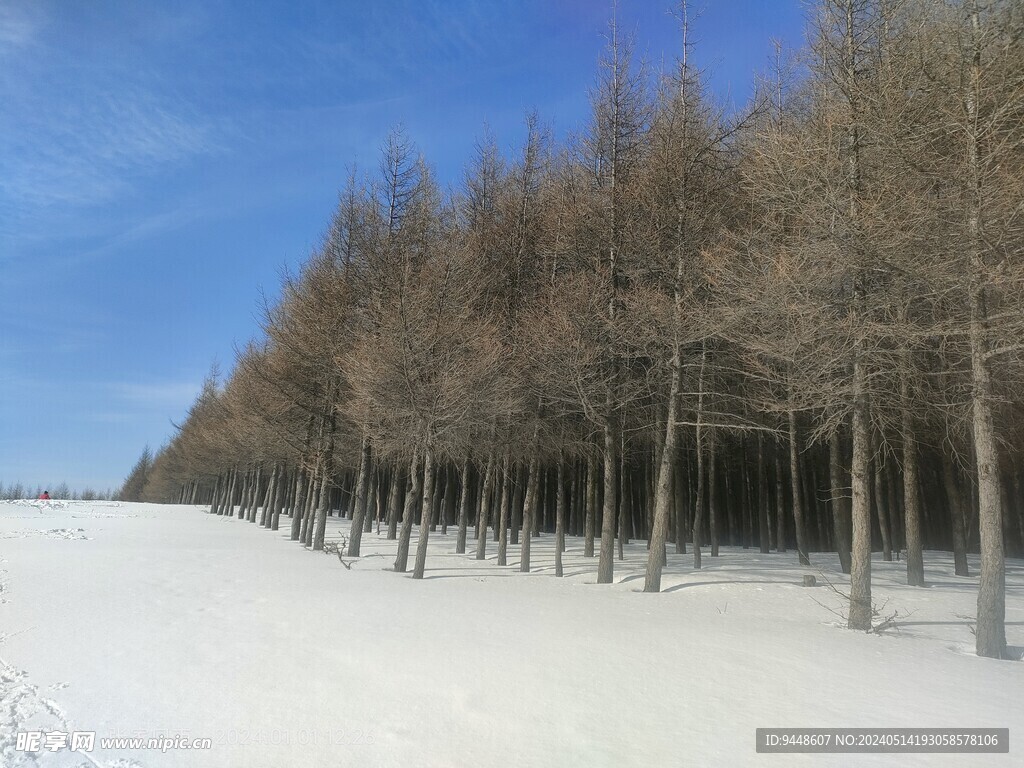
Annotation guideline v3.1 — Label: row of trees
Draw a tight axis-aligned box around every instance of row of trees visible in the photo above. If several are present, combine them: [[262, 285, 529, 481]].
[[117, 446, 154, 502], [131, 0, 1023, 659]]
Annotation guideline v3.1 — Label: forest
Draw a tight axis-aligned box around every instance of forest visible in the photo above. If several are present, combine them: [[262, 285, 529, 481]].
[[123, 0, 1023, 660]]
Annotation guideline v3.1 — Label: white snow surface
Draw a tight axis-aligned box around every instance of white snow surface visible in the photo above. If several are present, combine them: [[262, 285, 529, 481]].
[[0, 500, 1021, 767]]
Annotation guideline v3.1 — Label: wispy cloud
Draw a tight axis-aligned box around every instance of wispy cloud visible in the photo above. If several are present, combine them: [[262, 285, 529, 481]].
[[0, 3, 39, 51], [0, 5, 221, 240], [80, 412, 134, 425], [0, 89, 214, 220], [110, 381, 200, 409], [0, 374, 199, 414], [296, 0, 519, 99]]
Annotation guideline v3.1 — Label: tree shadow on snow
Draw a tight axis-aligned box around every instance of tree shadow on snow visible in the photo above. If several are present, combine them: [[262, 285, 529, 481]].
[[662, 579, 788, 593]]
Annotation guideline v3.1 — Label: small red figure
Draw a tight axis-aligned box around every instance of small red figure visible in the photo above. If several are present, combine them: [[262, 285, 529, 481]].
[[39, 491, 50, 500]]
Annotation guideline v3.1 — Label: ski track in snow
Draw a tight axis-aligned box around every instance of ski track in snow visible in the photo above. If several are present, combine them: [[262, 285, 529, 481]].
[[0, 500, 137, 522], [0, 529, 91, 541], [0, 501, 143, 768], [0, 643, 143, 768], [1, 654, 77, 767]]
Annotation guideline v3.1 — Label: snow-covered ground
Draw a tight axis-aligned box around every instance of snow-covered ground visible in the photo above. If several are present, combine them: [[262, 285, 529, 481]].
[[0, 500, 1021, 768]]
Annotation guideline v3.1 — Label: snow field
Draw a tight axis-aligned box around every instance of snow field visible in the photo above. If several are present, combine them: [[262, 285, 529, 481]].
[[0, 500, 1021, 767]]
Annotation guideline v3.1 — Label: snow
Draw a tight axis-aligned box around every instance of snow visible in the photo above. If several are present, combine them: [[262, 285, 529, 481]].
[[1, 499, 1021, 767]]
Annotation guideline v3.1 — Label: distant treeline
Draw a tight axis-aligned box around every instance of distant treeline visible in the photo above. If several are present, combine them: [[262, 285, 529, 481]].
[[0, 482, 115, 501]]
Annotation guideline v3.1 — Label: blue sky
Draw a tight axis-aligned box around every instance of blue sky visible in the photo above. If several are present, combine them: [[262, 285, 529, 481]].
[[0, 0, 805, 493]]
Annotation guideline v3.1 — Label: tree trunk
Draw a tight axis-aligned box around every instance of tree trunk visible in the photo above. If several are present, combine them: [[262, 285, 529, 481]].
[[224, 468, 237, 518], [299, 472, 317, 545], [598, 417, 618, 584], [270, 466, 286, 531], [965, 0, 1006, 659], [644, 351, 681, 592], [230, 467, 242, 518], [219, 475, 231, 518], [290, 468, 306, 541], [347, 435, 373, 556], [475, 453, 496, 560], [872, 436, 892, 562], [412, 447, 435, 579], [209, 475, 221, 515], [971, 297, 1006, 656], [774, 445, 786, 553], [618, 451, 630, 560], [246, 467, 259, 521], [304, 474, 321, 547], [248, 468, 263, 523], [555, 456, 567, 577], [441, 465, 457, 536], [259, 465, 276, 527], [520, 451, 540, 573], [364, 466, 377, 534], [222, 468, 234, 518], [568, 460, 580, 538], [692, 431, 706, 571], [394, 449, 421, 573], [941, 450, 970, 577], [741, 446, 753, 548], [692, 344, 708, 569], [240, 469, 252, 521], [673, 461, 686, 554], [510, 464, 524, 546], [386, 465, 403, 541], [456, 456, 472, 554], [257, 469, 269, 523], [215, 473, 228, 515], [237, 467, 250, 520], [789, 411, 810, 566], [757, 434, 770, 554], [585, 453, 597, 557], [810, 454, 827, 552], [427, 465, 443, 533], [497, 455, 512, 567], [538, 472, 547, 537], [708, 442, 719, 558], [724, 460, 737, 548], [312, 459, 332, 552], [1013, 473, 1024, 562], [900, 366, 925, 586], [848, 359, 873, 631], [829, 432, 852, 575], [885, 462, 901, 552]]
